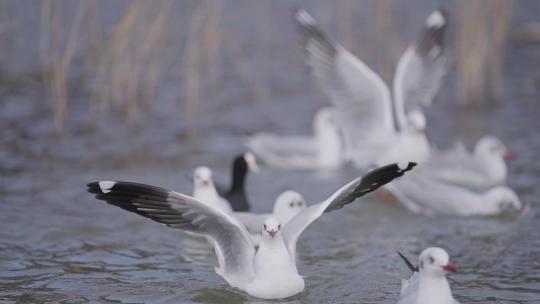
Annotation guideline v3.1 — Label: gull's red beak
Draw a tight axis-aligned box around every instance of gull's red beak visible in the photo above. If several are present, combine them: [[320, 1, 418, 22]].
[[504, 151, 516, 161], [201, 180, 209, 186], [267, 230, 277, 237], [442, 262, 457, 273]]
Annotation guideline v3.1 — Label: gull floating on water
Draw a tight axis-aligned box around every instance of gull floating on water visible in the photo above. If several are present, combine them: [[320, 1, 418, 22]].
[[296, 9, 448, 168], [192, 166, 233, 213], [397, 247, 459, 304], [216, 153, 259, 212], [422, 136, 513, 191], [87, 162, 416, 299], [247, 107, 343, 170], [382, 170, 523, 216]]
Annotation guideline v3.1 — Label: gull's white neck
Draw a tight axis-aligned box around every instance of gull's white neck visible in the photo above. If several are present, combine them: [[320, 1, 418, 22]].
[[255, 235, 295, 276], [315, 123, 341, 168], [193, 183, 219, 201], [475, 151, 506, 182], [417, 272, 453, 304], [193, 183, 231, 212], [245, 235, 304, 299]]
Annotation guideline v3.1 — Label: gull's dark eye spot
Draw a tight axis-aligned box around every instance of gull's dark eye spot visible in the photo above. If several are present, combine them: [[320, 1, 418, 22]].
[[263, 224, 267, 230], [278, 224, 281, 230], [429, 256, 435, 264], [289, 202, 294, 208]]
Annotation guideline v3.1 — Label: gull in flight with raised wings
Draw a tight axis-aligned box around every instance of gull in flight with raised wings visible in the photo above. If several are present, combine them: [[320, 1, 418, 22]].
[[296, 9, 448, 168]]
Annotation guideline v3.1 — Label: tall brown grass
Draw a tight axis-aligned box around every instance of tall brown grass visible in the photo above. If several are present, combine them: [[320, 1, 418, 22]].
[[14, 1, 514, 131], [40, 0, 85, 131], [456, 0, 513, 105]]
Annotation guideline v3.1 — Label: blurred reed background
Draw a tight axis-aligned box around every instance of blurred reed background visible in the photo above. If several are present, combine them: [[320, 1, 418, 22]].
[[0, 0, 537, 134]]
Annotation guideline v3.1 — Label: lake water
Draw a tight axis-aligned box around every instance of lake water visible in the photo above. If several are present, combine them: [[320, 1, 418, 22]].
[[1, 1, 540, 303]]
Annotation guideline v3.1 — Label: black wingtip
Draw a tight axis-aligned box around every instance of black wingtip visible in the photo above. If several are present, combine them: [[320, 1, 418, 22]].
[[294, 8, 337, 58], [405, 162, 417, 171], [418, 9, 448, 56], [397, 251, 419, 273]]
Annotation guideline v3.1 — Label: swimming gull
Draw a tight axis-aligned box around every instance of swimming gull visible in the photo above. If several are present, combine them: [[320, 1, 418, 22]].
[[87, 162, 416, 299], [381, 170, 523, 216], [422, 136, 513, 190], [397, 247, 459, 304]]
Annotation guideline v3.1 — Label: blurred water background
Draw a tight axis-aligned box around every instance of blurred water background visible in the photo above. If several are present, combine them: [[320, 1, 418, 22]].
[[1, 0, 540, 303]]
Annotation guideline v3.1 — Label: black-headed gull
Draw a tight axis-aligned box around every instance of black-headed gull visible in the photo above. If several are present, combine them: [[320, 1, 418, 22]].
[[87, 162, 416, 299], [382, 170, 523, 216], [423, 136, 513, 190], [216, 152, 259, 212], [296, 9, 447, 168], [247, 107, 343, 170], [397, 248, 459, 304]]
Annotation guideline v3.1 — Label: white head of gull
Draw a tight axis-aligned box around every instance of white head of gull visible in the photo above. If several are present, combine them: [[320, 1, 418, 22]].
[[273, 190, 307, 224], [397, 247, 459, 304], [87, 162, 416, 299], [232, 190, 307, 245]]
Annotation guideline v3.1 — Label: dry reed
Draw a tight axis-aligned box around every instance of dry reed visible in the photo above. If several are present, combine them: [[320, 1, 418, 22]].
[[456, 0, 513, 105], [40, 0, 85, 131]]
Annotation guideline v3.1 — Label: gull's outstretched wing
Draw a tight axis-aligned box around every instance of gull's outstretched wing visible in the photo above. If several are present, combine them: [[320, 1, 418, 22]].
[[392, 9, 448, 130], [296, 9, 395, 158], [87, 181, 255, 287], [282, 162, 416, 266]]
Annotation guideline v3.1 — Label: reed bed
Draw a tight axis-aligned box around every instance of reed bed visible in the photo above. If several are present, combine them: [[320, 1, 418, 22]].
[[456, 0, 513, 105], [0, 1, 517, 131]]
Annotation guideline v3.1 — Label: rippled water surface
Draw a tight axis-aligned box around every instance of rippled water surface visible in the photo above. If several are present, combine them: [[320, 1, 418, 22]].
[[2, 1, 540, 303]]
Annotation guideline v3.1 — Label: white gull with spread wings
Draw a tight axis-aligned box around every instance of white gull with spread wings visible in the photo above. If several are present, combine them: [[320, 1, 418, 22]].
[[87, 162, 415, 299]]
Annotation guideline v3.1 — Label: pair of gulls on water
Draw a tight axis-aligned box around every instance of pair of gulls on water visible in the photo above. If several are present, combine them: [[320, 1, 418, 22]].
[[384, 136, 524, 216], [250, 9, 523, 216], [88, 162, 417, 299]]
